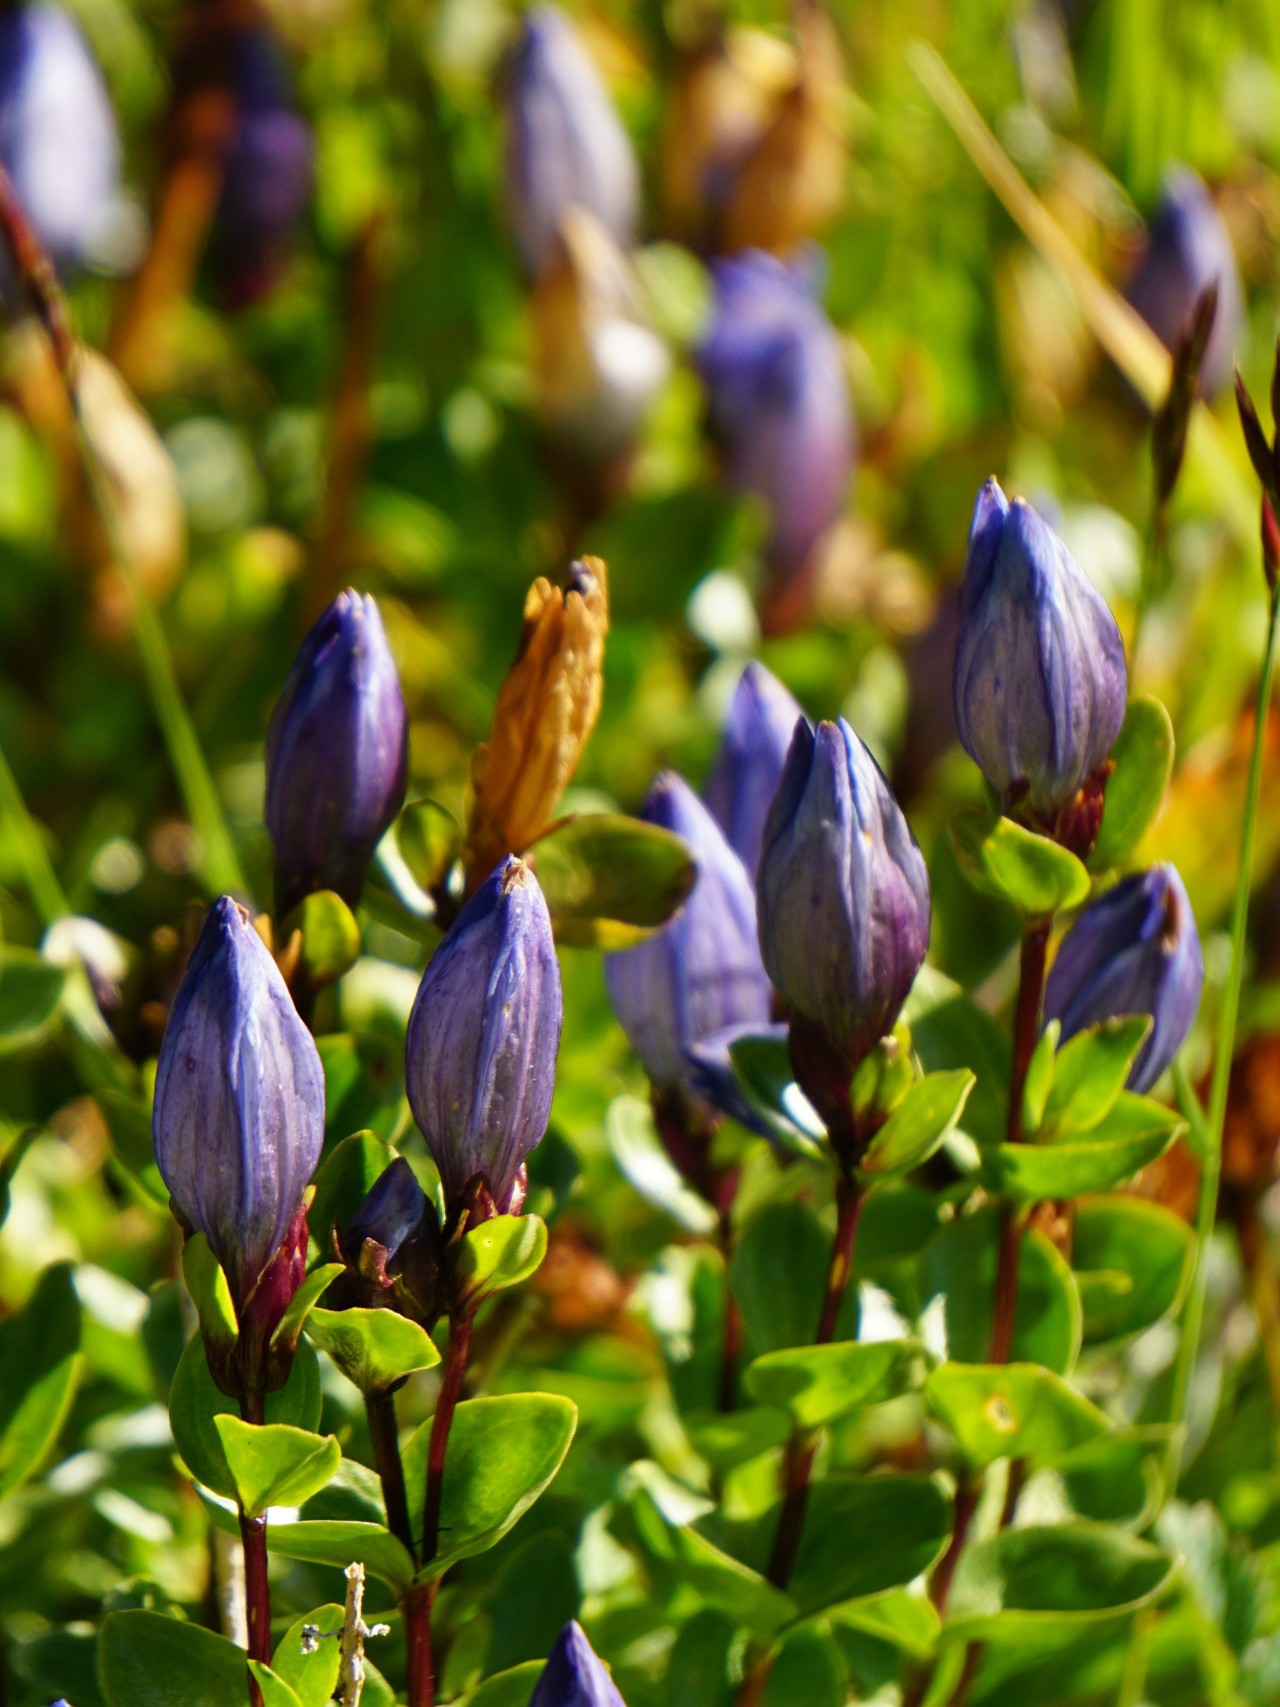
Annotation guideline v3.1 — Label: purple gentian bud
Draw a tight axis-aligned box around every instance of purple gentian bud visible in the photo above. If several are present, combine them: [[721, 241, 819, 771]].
[[0, 2, 119, 279], [1043, 863, 1204, 1095], [953, 479, 1127, 831], [152, 897, 325, 1311], [343, 1157, 427, 1265], [696, 251, 854, 617], [406, 857, 562, 1218], [333, 1156, 442, 1324], [503, 5, 639, 278], [758, 719, 931, 1077], [605, 773, 772, 1097], [1126, 167, 1243, 399], [703, 661, 805, 884], [530, 1622, 626, 1707], [265, 589, 409, 916]]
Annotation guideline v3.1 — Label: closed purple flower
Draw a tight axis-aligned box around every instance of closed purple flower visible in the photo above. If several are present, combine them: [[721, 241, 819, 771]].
[[152, 896, 325, 1309], [758, 718, 930, 1070], [265, 589, 409, 916], [953, 479, 1127, 825], [406, 857, 562, 1214], [696, 250, 854, 594], [531, 1622, 626, 1707], [1044, 863, 1203, 1094], [0, 2, 118, 279], [703, 661, 804, 884], [1126, 168, 1243, 398], [606, 772, 772, 1093], [343, 1157, 427, 1265], [503, 5, 639, 277]]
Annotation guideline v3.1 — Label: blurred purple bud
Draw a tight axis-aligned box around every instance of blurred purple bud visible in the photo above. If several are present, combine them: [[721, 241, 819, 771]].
[[686, 1019, 791, 1141], [406, 857, 562, 1216], [503, 5, 639, 278], [703, 661, 805, 883], [530, 1621, 626, 1707], [953, 479, 1127, 826], [343, 1157, 427, 1267], [0, 2, 119, 282], [758, 719, 930, 1071], [1044, 863, 1204, 1095], [605, 773, 772, 1095], [265, 589, 409, 916], [1126, 167, 1243, 398], [152, 897, 325, 1309], [696, 250, 853, 598]]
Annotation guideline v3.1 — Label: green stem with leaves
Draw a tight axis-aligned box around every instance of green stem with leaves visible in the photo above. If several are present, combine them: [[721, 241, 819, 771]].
[[1165, 581, 1280, 1492]]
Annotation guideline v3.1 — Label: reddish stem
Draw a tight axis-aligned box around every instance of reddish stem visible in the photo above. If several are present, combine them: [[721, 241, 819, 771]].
[[365, 1387, 414, 1559], [404, 1581, 437, 1707], [238, 1389, 270, 1707], [718, 1210, 742, 1414]]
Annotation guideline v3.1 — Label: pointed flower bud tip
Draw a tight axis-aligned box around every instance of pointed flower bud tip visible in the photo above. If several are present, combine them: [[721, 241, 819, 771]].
[[1044, 863, 1204, 1095], [606, 771, 771, 1095], [406, 857, 562, 1216], [503, 5, 638, 278], [152, 896, 325, 1309], [758, 718, 930, 1072], [703, 660, 805, 883], [265, 588, 409, 916], [530, 1621, 626, 1707], [953, 478, 1127, 827], [343, 1157, 428, 1267]]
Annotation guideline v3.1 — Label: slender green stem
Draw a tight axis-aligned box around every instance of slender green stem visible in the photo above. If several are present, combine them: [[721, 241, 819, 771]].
[[1166, 584, 1280, 1492], [1116, 1609, 1154, 1707], [0, 741, 68, 924], [1171, 1056, 1210, 1161]]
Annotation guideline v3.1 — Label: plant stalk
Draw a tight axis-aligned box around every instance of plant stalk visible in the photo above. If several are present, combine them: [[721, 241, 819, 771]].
[[365, 1388, 414, 1559], [238, 1390, 270, 1707]]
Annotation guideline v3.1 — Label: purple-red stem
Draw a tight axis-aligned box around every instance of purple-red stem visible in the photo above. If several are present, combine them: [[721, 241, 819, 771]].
[[238, 1389, 269, 1707], [365, 1387, 414, 1558]]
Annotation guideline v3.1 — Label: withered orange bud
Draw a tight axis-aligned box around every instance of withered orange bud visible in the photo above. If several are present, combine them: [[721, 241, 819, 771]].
[[720, 6, 847, 256], [464, 557, 610, 890]]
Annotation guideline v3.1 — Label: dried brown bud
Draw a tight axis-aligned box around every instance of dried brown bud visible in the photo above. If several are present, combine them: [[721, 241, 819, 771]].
[[464, 558, 609, 890], [1236, 368, 1280, 514]]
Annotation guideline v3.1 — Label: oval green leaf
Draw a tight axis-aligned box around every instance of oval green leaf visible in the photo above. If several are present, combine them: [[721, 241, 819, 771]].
[[861, 1070, 975, 1176], [264, 1518, 415, 1594], [99, 1610, 251, 1707], [1090, 695, 1175, 871], [531, 812, 696, 948], [455, 1214, 548, 1312], [789, 1474, 951, 1615], [306, 1305, 440, 1392], [1073, 1196, 1194, 1343], [925, 1362, 1111, 1469], [168, 1334, 322, 1500], [745, 1340, 920, 1430], [950, 810, 1090, 922], [213, 1416, 341, 1518]]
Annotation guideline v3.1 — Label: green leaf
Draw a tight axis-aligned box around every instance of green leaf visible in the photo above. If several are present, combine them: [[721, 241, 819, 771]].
[[731, 1200, 848, 1355], [248, 1663, 304, 1707], [168, 1334, 322, 1500], [605, 1095, 720, 1233], [983, 1094, 1181, 1200], [1073, 1197, 1194, 1343], [269, 1263, 345, 1356], [1020, 1021, 1057, 1136], [531, 812, 696, 948], [465, 1663, 546, 1707], [1041, 1017, 1151, 1136], [920, 1205, 1081, 1375], [308, 1131, 394, 1258], [925, 1363, 1111, 1469], [306, 1306, 440, 1392], [271, 1606, 345, 1707], [744, 1340, 920, 1429], [1090, 696, 1175, 871], [455, 1214, 548, 1312], [181, 1235, 238, 1349], [825, 1589, 940, 1658], [405, 1393, 578, 1580], [908, 969, 1011, 1149], [213, 1417, 341, 1518], [0, 946, 66, 1054], [0, 1262, 82, 1498], [789, 1475, 951, 1615], [398, 799, 463, 894], [264, 1519, 415, 1593], [1058, 1427, 1170, 1529], [286, 890, 362, 987], [725, 1033, 827, 1159], [950, 810, 1090, 922], [687, 1406, 792, 1473], [99, 1610, 250, 1707], [861, 1071, 975, 1176], [944, 1523, 1179, 1645], [761, 1625, 845, 1707], [625, 1487, 795, 1633]]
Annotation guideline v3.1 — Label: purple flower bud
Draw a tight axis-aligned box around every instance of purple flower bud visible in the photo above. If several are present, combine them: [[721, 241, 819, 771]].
[[152, 897, 325, 1310], [758, 719, 930, 1070], [1126, 168, 1243, 398], [703, 661, 805, 884], [343, 1157, 427, 1266], [530, 1622, 626, 1707], [696, 251, 854, 598], [605, 773, 772, 1094], [265, 589, 409, 916], [0, 3, 119, 278], [503, 5, 639, 278], [953, 479, 1127, 825], [1043, 863, 1204, 1094], [406, 857, 562, 1215]]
